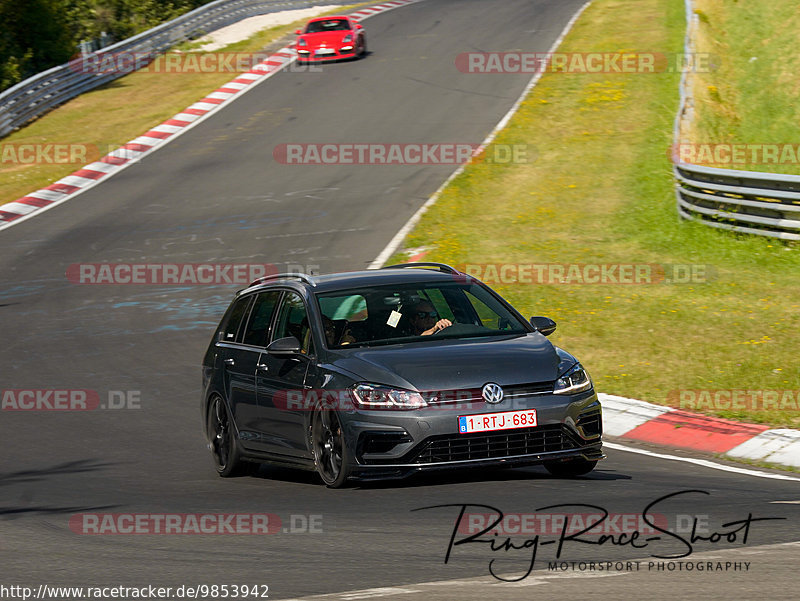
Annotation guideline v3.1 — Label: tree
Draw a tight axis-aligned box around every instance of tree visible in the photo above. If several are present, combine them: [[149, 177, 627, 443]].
[[0, 0, 215, 92], [0, 0, 80, 89]]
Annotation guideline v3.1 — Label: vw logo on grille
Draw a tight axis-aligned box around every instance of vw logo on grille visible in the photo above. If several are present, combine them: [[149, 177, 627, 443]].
[[482, 382, 504, 404]]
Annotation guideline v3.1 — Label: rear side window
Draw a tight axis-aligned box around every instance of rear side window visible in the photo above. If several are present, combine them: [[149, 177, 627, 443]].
[[242, 291, 281, 346], [218, 295, 252, 342]]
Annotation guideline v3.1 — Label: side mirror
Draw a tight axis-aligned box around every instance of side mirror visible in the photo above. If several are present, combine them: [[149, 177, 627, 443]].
[[356, 24, 363, 29], [266, 336, 302, 355], [530, 316, 556, 337], [295, 29, 302, 34]]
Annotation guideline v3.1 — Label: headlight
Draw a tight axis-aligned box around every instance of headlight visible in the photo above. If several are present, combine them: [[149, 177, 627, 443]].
[[553, 363, 592, 395], [352, 383, 427, 409], [298, 38, 307, 46], [342, 34, 353, 43]]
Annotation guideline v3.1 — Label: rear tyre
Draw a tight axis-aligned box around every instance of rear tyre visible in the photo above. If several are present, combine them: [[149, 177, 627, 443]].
[[311, 404, 352, 488], [543, 458, 597, 477], [207, 395, 245, 477]]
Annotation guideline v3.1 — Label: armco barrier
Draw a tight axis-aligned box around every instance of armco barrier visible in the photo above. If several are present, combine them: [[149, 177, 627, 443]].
[[674, 162, 800, 241], [0, 0, 342, 138], [672, 0, 800, 240]]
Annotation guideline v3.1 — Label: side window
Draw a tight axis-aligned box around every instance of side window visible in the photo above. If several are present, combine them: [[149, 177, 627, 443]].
[[273, 292, 312, 354], [242, 291, 281, 346], [218, 295, 253, 342]]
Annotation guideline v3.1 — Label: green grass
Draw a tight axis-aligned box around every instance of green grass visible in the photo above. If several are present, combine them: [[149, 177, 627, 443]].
[[0, 3, 368, 205], [717, 454, 800, 475], [689, 0, 800, 174], [389, 0, 800, 429]]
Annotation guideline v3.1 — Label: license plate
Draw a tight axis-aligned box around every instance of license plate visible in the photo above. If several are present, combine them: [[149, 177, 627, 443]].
[[458, 409, 537, 434], [315, 48, 335, 55]]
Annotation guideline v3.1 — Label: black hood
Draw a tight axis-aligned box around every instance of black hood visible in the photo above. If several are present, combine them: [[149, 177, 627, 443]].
[[329, 333, 560, 392]]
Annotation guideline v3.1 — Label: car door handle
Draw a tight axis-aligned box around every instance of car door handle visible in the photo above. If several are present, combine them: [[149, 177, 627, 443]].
[[224, 358, 235, 366], [257, 363, 269, 371]]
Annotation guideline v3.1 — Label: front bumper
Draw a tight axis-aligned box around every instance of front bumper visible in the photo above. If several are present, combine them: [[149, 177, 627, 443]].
[[297, 47, 358, 61], [341, 391, 603, 479], [351, 440, 605, 480]]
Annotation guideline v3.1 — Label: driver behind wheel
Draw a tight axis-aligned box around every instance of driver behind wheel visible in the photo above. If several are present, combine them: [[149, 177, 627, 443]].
[[408, 301, 452, 336]]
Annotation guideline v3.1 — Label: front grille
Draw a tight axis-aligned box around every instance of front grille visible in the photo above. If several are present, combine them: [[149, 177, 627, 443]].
[[504, 381, 556, 398], [412, 425, 579, 464], [423, 381, 555, 405]]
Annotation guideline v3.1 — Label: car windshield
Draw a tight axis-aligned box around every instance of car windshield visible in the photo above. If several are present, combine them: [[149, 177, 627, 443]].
[[315, 281, 529, 348], [305, 19, 351, 33]]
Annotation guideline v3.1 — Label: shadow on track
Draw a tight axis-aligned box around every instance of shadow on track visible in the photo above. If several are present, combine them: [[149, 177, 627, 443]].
[[245, 463, 631, 490], [0, 459, 114, 487], [0, 504, 121, 518]]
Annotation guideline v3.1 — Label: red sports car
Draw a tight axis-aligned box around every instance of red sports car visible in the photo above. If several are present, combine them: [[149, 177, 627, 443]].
[[294, 16, 367, 62]]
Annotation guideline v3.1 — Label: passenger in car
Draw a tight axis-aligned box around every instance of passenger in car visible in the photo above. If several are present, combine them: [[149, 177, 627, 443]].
[[322, 315, 356, 346]]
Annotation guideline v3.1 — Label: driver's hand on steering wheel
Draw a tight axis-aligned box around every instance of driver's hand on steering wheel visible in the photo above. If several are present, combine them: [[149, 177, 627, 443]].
[[422, 318, 452, 336]]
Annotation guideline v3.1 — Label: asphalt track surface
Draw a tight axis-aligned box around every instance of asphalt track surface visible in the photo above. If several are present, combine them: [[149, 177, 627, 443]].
[[0, 1, 798, 599]]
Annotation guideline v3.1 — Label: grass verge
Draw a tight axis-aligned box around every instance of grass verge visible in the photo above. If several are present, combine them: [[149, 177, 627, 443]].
[[0, 3, 367, 205], [689, 0, 800, 174], [389, 0, 800, 428]]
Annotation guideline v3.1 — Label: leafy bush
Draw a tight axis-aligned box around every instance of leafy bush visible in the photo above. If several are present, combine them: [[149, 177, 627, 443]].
[[0, 0, 214, 91]]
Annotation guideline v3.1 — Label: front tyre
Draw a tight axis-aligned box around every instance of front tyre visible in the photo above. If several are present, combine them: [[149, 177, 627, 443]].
[[207, 395, 245, 477], [311, 404, 352, 487], [543, 457, 597, 477]]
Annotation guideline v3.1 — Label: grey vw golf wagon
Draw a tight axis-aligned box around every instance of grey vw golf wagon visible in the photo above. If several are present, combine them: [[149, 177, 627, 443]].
[[202, 263, 603, 487]]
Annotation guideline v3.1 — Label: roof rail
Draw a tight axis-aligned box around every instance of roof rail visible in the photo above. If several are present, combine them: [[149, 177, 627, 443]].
[[248, 272, 317, 287], [381, 262, 461, 275]]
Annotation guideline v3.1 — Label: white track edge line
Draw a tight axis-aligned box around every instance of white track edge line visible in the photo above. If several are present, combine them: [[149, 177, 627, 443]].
[[368, 1, 592, 269], [0, 0, 425, 233], [604, 441, 800, 481]]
